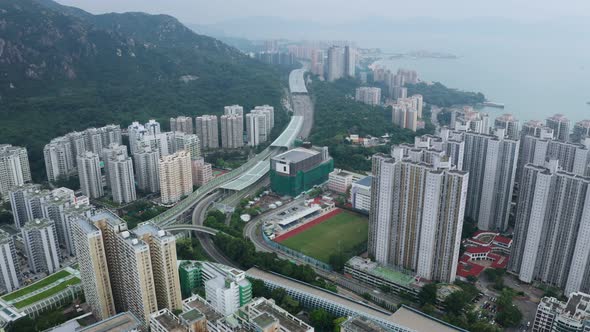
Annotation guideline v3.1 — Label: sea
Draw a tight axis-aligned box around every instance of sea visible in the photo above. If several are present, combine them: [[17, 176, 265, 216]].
[[374, 37, 590, 124]]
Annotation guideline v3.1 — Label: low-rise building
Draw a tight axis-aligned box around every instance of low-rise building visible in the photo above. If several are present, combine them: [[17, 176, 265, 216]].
[[79, 312, 142, 332], [344, 257, 423, 298], [350, 176, 372, 213], [327, 169, 354, 194]]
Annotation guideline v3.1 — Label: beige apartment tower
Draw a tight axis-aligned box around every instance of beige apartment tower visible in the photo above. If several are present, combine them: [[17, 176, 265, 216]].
[[71, 217, 116, 320], [159, 150, 192, 204]]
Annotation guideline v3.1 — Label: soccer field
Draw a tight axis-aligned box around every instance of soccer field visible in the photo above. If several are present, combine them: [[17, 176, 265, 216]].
[[279, 211, 368, 263]]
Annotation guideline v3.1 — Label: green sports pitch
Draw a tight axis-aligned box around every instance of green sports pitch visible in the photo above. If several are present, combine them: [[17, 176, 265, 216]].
[[280, 210, 368, 263]]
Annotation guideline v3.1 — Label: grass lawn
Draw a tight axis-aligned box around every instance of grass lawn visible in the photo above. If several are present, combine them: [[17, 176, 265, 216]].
[[2, 270, 71, 301], [12, 278, 81, 309], [280, 211, 368, 263]]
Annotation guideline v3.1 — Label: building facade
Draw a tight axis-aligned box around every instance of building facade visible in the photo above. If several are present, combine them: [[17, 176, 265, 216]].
[[368, 153, 468, 282], [159, 150, 193, 204], [220, 114, 244, 149], [195, 115, 219, 150], [0, 145, 31, 195], [21, 218, 60, 274], [77, 152, 104, 199]]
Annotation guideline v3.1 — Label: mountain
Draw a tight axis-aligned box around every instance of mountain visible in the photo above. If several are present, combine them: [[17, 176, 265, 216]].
[[0, 0, 284, 181]]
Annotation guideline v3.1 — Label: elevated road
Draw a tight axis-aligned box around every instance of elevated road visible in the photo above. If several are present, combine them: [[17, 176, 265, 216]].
[[163, 225, 219, 235]]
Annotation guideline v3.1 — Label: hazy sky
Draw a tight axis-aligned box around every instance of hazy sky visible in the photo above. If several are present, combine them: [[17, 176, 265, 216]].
[[57, 0, 589, 25]]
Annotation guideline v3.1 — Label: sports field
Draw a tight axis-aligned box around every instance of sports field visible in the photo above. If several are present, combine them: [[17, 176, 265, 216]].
[[279, 210, 368, 263]]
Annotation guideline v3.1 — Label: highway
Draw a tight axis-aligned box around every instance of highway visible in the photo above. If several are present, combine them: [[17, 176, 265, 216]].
[[190, 192, 237, 267]]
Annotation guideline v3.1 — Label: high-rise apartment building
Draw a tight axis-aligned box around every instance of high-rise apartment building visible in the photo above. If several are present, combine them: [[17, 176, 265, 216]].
[[73, 211, 181, 327], [246, 112, 268, 147], [71, 216, 116, 320], [128, 122, 148, 155], [355, 87, 381, 106], [195, 115, 219, 149], [191, 158, 213, 187], [145, 119, 161, 137], [461, 130, 519, 231], [573, 120, 590, 143], [546, 114, 570, 142], [90, 211, 157, 326], [344, 45, 356, 77], [170, 116, 194, 134], [159, 150, 192, 204], [22, 218, 60, 274], [253, 105, 275, 134], [369, 152, 468, 283], [510, 163, 590, 295], [107, 154, 137, 204], [0, 230, 20, 293], [518, 129, 589, 179], [134, 145, 160, 193], [451, 108, 490, 134], [101, 143, 128, 188], [77, 152, 104, 199], [135, 224, 182, 311], [327, 46, 345, 82], [494, 114, 520, 140], [0, 145, 31, 195], [220, 114, 244, 149], [10, 185, 90, 254], [224, 105, 244, 117], [174, 132, 201, 160], [391, 105, 418, 132], [44, 137, 76, 182]]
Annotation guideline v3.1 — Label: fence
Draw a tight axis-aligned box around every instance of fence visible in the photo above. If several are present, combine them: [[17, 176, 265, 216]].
[[262, 232, 333, 271]]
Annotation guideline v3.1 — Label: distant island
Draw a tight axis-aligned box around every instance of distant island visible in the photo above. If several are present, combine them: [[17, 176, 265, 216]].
[[384, 50, 459, 60]]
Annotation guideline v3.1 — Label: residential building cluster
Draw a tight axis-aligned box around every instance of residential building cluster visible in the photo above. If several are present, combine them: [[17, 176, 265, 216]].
[[355, 87, 382, 106], [366, 111, 590, 296], [6, 185, 90, 280], [389, 94, 424, 132], [372, 67, 418, 99]]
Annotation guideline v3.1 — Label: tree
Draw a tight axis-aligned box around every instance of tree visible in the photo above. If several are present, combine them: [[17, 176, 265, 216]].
[[418, 283, 438, 306], [271, 288, 287, 304], [495, 289, 522, 327], [280, 295, 300, 315], [332, 317, 348, 332], [250, 278, 270, 298], [443, 291, 470, 316], [310, 309, 334, 332], [466, 275, 478, 283]]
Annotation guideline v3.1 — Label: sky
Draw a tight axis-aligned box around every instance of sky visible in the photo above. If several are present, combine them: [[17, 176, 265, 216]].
[[56, 0, 590, 25]]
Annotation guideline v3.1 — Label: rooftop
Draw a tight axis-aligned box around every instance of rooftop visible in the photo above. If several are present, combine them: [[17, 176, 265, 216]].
[[184, 296, 223, 322], [253, 301, 309, 332], [79, 312, 141, 332], [179, 308, 204, 323], [341, 316, 390, 332], [154, 310, 185, 332], [354, 176, 373, 187], [390, 306, 467, 332], [346, 257, 417, 288], [273, 147, 319, 163]]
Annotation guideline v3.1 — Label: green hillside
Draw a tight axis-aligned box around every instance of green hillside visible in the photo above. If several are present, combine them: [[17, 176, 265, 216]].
[[0, 0, 284, 180]]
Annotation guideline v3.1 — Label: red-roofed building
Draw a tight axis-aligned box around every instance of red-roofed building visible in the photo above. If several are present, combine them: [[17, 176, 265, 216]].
[[456, 231, 512, 280]]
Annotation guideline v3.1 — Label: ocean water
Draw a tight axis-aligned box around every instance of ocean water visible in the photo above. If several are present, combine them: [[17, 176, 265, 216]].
[[375, 39, 590, 124]]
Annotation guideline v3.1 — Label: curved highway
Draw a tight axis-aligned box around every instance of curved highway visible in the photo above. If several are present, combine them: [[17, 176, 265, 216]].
[[183, 69, 313, 266]]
